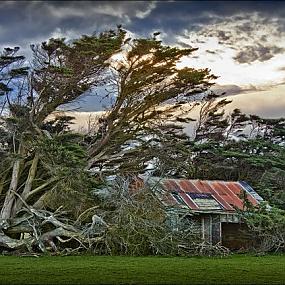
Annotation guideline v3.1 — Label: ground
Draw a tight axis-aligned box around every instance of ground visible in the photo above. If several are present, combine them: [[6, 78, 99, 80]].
[[0, 254, 284, 284]]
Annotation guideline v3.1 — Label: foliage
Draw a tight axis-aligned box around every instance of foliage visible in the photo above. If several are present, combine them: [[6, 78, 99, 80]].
[[192, 138, 285, 210], [257, 168, 285, 210], [156, 99, 285, 210], [239, 203, 285, 253], [0, 47, 28, 98]]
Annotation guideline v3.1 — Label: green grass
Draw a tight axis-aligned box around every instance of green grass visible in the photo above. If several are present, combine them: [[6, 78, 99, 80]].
[[0, 254, 284, 284]]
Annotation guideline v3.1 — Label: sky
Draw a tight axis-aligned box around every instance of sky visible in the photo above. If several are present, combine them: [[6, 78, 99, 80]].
[[1, 0, 285, 121]]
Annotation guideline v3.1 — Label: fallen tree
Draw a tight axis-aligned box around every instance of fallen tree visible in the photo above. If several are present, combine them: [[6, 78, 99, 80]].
[[0, 30, 125, 252], [1, 205, 106, 254], [88, 177, 230, 257]]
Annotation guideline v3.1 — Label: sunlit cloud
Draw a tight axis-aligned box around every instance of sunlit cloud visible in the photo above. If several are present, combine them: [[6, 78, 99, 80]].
[[176, 13, 285, 88]]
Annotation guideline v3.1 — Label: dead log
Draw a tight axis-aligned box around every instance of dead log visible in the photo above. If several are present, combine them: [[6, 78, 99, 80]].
[[0, 206, 108, 254]]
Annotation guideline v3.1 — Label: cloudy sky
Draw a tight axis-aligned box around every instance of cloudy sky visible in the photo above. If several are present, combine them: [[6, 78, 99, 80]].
[[1, 0, 285, 119]]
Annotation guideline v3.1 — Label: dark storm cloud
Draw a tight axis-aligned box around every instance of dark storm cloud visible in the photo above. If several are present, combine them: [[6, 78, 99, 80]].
[[186, 11, 285, 64], [196, 13, 283, 45], [130, 1, 285, 35], [133, 2, 285, 65], [0, 1, 284, 65], [211, 84, 263, 96], [1, 1, 285, 46], [234, 45, 285, 64], [0, 1, 156, 50]]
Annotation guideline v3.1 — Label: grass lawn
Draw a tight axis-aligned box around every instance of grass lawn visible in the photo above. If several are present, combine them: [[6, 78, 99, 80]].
[[0, 254, 284, 284]]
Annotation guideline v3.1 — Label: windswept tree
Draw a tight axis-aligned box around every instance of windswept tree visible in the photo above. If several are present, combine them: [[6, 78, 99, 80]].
[[87, 35, 217, 175], [0, 29, 217, 253]]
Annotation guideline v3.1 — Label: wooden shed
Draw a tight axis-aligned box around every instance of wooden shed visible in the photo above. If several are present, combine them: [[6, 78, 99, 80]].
[[134, 177, 264, 249]]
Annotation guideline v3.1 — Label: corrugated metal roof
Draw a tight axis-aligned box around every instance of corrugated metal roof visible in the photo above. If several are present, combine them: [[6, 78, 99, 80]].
[[143, 177, 262, 213]]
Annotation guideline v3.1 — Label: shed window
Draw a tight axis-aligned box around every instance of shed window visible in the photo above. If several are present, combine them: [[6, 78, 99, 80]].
[[187, 193, 222, 210]]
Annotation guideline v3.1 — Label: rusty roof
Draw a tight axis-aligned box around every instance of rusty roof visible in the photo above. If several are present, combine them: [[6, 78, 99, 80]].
[[143, 177, 263, 213]]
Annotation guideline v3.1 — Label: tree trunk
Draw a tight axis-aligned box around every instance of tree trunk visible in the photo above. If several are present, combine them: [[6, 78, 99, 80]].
[[0, 231, 33, 251], [12, 153, 39, 216], [88, 131, 112, 159], [0, 144, 24, 220], [0, 170, 9, 195]]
